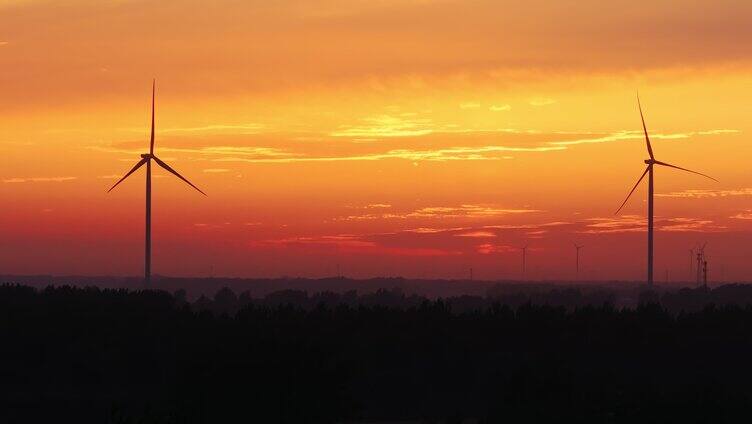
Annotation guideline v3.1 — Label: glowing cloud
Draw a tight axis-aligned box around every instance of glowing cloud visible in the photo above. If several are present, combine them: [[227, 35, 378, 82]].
[[454, 231, 497, 238], [477, 244, 517, 254], [3, 176, 77, 183], [489, 104, 511, 112], [529, 98, 556, 106], [657, 188, 752, 198], [331, 115, 434, 138]]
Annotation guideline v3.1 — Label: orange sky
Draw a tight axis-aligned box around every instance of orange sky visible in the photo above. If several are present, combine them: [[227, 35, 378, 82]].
[[1, 0, 751, 281]]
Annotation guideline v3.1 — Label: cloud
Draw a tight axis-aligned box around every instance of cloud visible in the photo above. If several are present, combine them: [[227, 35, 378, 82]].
[[397, 221, 570, 236], [94, 127, 736, 166], [581, 215, 726, 234], [529, 98, 556, 106], [93, 145, 297, 159], [454, 230, 497, 238], [214, 145, 562, 163], [403, 227, 471, 234], [3, 176, 77, 183], [525, 230, 547, 238], [0, 41, 8, 46], [477, 243, 518, 254], [459, 102, 481, 109], [657, 188, 752, 198], [340, 204, 540, 221], [660, 217, 726, 232], [489, 104, 511, 112], [96, 141, 551, 164], [330, 115, 434, 138], [161, 123, 265, 134], [193, 222, 233, 229], [483, 221, 571, 230], [730, 211, 752, 220], [580, 215, 646, 234], [119, 123, 266, 135], [548, 129, 739, 147], [411, 205, 539, 218], [4, 0, 752, 112], [202, 168, 231, 173], [250, 235, 461, 256]]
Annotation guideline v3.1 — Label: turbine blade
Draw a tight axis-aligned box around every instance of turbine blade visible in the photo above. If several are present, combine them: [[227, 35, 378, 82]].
[[653, 160, 718, 182], [107, 158, 148, 193], [152, 156, 207, 196], [149, 79, 156, 155], [615, 165, 650, 214], [637, 91, 654, 159]]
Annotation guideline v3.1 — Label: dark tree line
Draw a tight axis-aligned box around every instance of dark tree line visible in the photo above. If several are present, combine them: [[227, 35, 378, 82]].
[[2, 283, 752, 423]]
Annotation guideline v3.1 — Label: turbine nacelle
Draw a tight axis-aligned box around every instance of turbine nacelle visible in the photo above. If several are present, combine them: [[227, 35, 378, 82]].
[[644, 159, 655, 165], [141, 153, 152, 159]]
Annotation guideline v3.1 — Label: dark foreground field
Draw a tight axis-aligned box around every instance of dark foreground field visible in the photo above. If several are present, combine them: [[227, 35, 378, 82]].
[[3, 283, 752, 423]]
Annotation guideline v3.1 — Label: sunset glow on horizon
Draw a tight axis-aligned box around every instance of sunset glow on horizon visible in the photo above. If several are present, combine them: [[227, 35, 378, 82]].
[[2, 0, 752, 281]]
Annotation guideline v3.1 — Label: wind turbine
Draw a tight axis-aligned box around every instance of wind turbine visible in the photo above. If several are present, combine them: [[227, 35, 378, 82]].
[[696, 242, 707, 286], [107, 80, 206, 284], [615, 93, 716, 288], [573, 243, 584, 277]]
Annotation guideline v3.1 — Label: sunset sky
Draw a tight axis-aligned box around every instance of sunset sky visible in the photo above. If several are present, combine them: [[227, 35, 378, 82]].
[[1, 0, 751, 281]]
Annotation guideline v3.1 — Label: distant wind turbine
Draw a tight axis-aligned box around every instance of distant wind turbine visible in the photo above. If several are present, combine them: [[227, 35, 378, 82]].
[[107, 80, 206, 284], [696, 242, 707, 286], [573, 243, 584, 276], [521, 246, 528, 278], [615, 93, 716, 288]]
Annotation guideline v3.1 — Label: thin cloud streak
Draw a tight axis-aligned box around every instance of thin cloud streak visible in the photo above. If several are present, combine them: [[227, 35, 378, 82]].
[[549, 129, 739, 147], [580, 216, 726, 234], [214, 145, 563, 164], [330, 115, 434, 138], [730, 211, 752, 220], [477, 243, 518, 254], [338, 204, 541, 221], [249, 235, 461, 256], [489, 104, 511, 112], [657, 188, 752, 198], [529, 98, 556, 106], [3, 176, 77, 183], [162, 124, 265, 134], [454, 231, 497, 238], [92, 128, 736, 165], [119, 123, 266, 135]]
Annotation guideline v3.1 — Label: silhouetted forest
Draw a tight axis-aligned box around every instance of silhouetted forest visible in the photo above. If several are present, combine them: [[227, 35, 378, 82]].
[[4, 283, 752, 422]]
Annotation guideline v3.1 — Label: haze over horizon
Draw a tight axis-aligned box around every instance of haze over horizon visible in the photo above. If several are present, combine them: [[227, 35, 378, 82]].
[[2, 0, 751, 281]]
